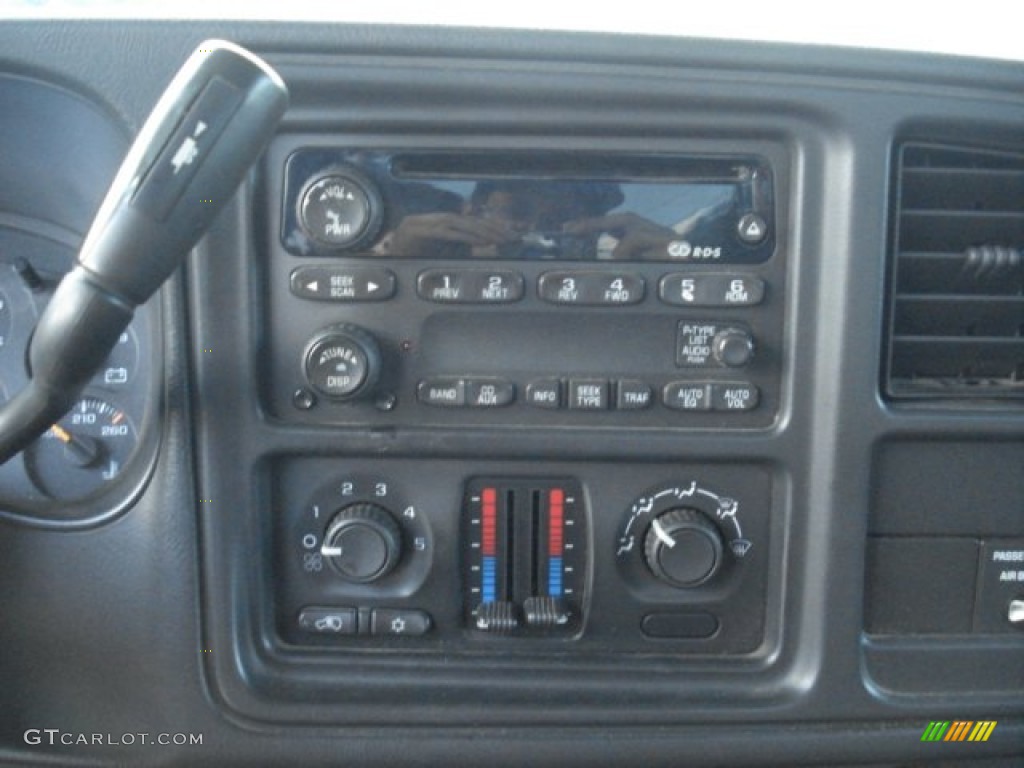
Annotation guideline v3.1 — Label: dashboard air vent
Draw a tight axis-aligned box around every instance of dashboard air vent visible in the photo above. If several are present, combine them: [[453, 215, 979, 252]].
[[886, 143, 1024, 399]]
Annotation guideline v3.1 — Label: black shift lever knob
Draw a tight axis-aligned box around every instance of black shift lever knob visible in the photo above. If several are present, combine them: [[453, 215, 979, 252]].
[[0, 40, 288, 463]]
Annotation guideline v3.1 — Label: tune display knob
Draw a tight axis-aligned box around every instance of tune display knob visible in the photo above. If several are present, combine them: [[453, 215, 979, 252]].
[[643, 508, 725, 587], [321, 502, 402, 583], [303, 324, 382, 401]]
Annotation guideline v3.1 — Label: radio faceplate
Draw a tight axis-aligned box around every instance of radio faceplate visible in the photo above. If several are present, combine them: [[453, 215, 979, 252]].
[[262, 140, 787, 430]]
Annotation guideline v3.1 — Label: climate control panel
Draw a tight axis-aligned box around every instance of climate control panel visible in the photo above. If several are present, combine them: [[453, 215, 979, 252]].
[[273, 459, 771, 654]]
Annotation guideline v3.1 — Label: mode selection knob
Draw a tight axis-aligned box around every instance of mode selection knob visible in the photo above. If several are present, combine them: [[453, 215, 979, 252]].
[[303, 324, 382, 401], [712, 327, 755, 368], [643, 508, 724, 588], [322, 502, 402, 583]]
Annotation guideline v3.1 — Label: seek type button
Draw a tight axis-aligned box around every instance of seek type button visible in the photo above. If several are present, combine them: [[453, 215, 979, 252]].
[[466, 379, 515, 407], [569, 379, 609, 410]]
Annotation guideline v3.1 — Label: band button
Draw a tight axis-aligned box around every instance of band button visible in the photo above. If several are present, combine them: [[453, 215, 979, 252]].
[[416, 378, 466, 407]]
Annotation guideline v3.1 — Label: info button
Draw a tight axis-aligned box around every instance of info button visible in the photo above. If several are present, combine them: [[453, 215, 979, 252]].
[[416, 378, 466, 407], [526, 379, 563, 409]]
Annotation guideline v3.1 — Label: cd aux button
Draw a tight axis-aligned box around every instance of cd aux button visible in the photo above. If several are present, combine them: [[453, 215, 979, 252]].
[[466, 379, 515, 407]]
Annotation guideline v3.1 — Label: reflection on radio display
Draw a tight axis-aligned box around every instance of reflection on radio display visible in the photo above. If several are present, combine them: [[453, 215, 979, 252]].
[[374, 180, 741, 261], [285, 151, 774, 263]]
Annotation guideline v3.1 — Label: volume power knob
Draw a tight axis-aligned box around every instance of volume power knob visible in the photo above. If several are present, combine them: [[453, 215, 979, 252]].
[[643, 508, 725, 588], [322, 502, 402, 583]]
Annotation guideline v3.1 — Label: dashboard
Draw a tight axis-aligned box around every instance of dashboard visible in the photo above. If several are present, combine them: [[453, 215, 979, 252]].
[[0, 19, 1021, 767]]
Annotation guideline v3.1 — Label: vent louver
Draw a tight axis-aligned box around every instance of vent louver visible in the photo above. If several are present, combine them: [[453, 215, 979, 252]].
[[886, 143, 1024, 400]]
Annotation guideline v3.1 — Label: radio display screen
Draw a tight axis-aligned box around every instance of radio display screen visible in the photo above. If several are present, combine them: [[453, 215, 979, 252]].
[[283, 151, 775, 263]]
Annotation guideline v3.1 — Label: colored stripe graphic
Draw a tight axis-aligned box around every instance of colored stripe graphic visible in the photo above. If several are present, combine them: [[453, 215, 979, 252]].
[[548, 488, 564, 597], [482, 487, 497, 603], [922, 720, 997, 743], [945, 721, 973, 741], [969, 721, 997, 742]]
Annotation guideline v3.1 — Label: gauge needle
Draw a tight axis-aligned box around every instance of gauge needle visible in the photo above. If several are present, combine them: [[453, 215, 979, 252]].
[[49, 424, 101, 467]]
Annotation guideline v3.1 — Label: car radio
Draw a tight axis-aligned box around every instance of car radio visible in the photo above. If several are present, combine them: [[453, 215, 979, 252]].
[[261, 144, 786, 431]]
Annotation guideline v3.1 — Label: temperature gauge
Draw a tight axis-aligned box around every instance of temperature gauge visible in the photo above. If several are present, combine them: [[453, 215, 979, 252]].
[[26, 396, 138, 500]]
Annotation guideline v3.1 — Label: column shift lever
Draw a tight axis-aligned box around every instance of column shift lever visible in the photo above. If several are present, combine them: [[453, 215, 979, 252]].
[[0, 40, 288, 463]]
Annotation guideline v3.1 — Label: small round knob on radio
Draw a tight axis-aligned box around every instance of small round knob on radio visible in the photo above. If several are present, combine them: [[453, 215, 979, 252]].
[[712, 327, 755, 368], [643, 508, 724, 588], [303, 324, 382, 402], [298, 168, 383, 250], [322, 502, 402, 583]]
